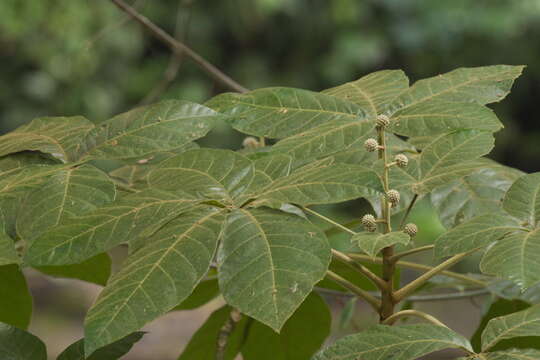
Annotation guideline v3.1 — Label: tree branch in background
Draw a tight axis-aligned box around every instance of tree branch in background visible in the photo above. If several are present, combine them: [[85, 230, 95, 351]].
[[109, 0, 249, 93]]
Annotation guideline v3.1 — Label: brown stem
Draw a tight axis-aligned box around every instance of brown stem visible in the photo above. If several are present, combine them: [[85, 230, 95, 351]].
[[381, 309, 449, 327], [216, 308, 242, 360], [390, 245, 434, 262], [399, 194, 418, 229], [109, 0, 249, 93]]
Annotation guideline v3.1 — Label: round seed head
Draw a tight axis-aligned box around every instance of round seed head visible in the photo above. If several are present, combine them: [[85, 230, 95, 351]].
[[387, 189, 400, 207], [394, 154, 409, 168], [404, 223, 418, 237], [376, 114, 390, 128], [242, 136, 260, 149], [361, 214, 377, 232], [364, 138, 379, 152]]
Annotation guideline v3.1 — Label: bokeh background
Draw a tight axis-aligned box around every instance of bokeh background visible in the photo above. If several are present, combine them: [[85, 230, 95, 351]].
[[1, 0, 539, 359]]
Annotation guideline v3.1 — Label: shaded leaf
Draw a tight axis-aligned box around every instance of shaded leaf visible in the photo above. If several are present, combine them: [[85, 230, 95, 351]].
[[430, 160, 523, 228], [387, 65, 524, 114], [206, 87, 369, 138], [218, 208, 331, 331], [25, 188, 199, 266], [0, 211, 18, 266], [148, 148, 254, 204], [57, 332, 144, 360], [17, 164, 116, 244], [35, 253, 112, 286], [481, 229, 540, 289], [0, 265, 32, 329], [313, 324, 472, 360], [80, 100, 219, 160], [178, 306, 247, 360], [353, 231, 410, 258], [482, 303, 540, 351], [173, 278, 220, 311], [84, 207, 224, 355], [322, 70, 409, 116], [0, 322, 46, 360], [254, 162, 383, 206], [241, 292, 331, 360], [484, 349, 540, 359], [502, 172, 540, 228], [389, 100, 502, 137], [0, 116, 94, 162], [434, 213, 523, 258]]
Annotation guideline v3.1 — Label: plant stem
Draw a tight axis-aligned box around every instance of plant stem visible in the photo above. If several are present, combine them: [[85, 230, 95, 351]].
[[326, 270, 381, 310], [331, 249, 387, 290], [109, 0, 249, 93], [390, 245, 434, 262], [377, 126, 395, 321], [381, 309, 449, 328], [302, 206, 357, 235], [216, 308, 242, 360], [393, 249, 479, 302], [399, 194, 419, 229], [347, 253, 487, 287]]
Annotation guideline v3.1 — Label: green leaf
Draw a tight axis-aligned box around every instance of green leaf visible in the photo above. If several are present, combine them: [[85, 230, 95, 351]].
[[502, 172, 540, 228], [353, 231, 410, 258], [484, 349, 540, 359], [0, 265, 32, 329], [148, 148, 254, 203], [270, 120, 376, 164], [434, 213, 522, 258], [387, 65, 524, 114], [313, 324, 472, 360], [471, 298, 534, 352], [430, 160, 523, 228], [17, 164, 116, 244], [389, 100, 503, 137], [57, 332, 144, 360], [254, 162, 383, 206], [35, 253, 112, 286], [0, 116, 94, 162], [177, 306, 247, 360], [241, 292, 331, 360], [0, 211, 18, 266], [173, 278, 219, 311], [80, 100, 219, 160], [396, 130, 495, 194], [25, 188, 199, 266], [206, 87, 369, 138], [322, 70, 409, 116], [0, 322, 47, 360], [218, 208, 331, 332], [84, 207, 224, 355], [481, 229, 540, 290], [252, 154, 293, 180], [481, 303, 540, 351]]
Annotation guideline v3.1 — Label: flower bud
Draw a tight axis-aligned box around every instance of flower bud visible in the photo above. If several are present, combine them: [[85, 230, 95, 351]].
[[404, 223, 418, 237], [242, 136, 260, 149], [376, 114, 390, 128], [386, 189, 400, 207], [361, 214, 377, 232], [364, 138, 379, 152], [394, 154, 408, 168]]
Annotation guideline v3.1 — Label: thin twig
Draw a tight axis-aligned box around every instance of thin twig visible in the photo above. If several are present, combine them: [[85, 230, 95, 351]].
[[347, 253, 487, 287], [109, 0, 249, 93], [381, 309, 449, 327], [399, 194, 418, 229], [390, 245, 434, 263], [326, 270, 381, 311], [216, 308, 242, 360], [393, 249, 480, 302], [331, 249, 387, 290], [302, 206, 357, 235]]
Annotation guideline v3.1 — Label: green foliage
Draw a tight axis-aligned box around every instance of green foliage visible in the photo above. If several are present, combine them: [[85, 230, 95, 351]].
[[0, 323, 46, 360], [3, 65, 540, 359]]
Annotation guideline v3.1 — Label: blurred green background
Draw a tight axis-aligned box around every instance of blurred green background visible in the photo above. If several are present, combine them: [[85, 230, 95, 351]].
[[1, 1, 539, 358], [1, 0, 539, 171]]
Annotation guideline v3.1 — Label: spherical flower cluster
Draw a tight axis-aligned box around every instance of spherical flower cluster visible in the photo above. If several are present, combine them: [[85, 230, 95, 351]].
[[394, 154, 408, 168], [376, 114, 390, 128], [242, 136, 260, 149], [404, 223, 418, 237], [361, 214, 377, 232], [386, 189, 400, 207], [364, 138, 379, 152]]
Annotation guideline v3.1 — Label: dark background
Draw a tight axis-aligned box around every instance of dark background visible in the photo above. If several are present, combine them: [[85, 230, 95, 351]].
[[1, 1, 539, 358]]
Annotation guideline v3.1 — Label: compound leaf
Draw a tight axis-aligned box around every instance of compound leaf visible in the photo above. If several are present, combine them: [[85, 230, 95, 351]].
[[84, 207, 224, 355], [313, 324, 472, 360], [218, 208, 331, 332], [206, 87, 369, 138]]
